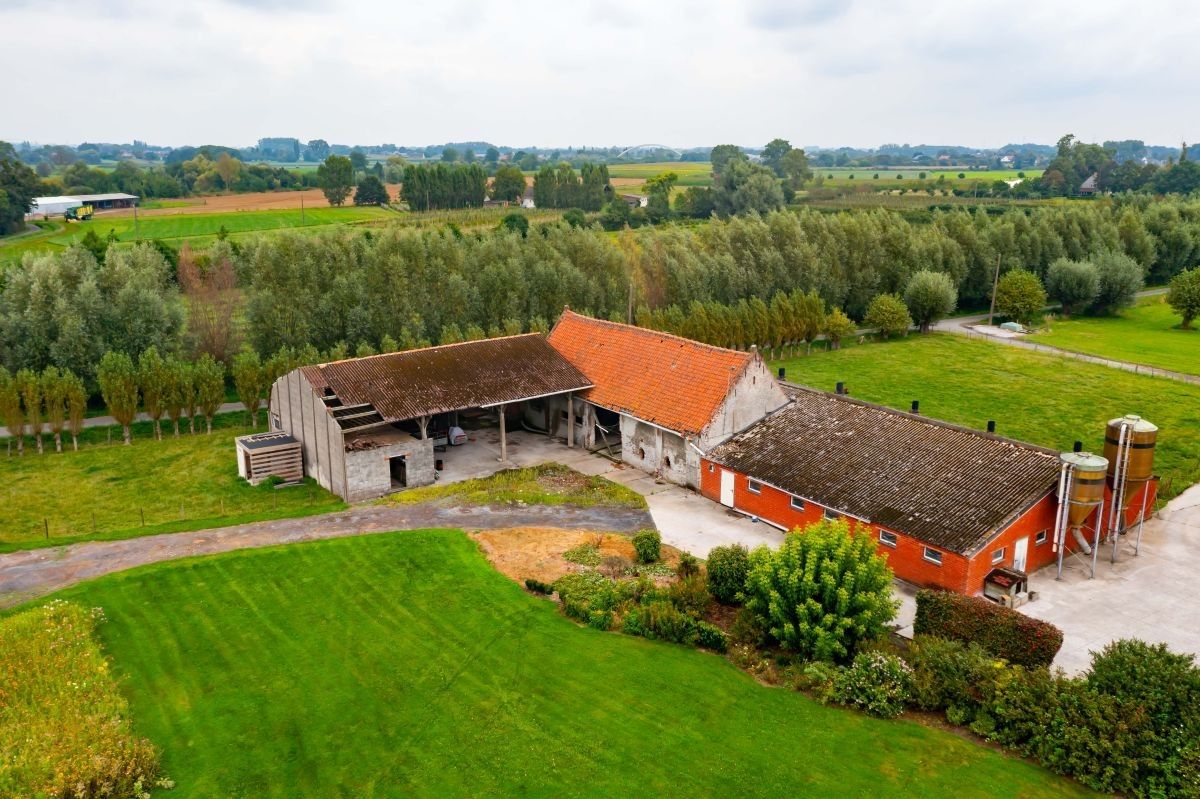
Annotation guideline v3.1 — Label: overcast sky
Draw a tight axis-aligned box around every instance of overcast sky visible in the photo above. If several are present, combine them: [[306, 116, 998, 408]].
[[2, 0, 1196, 150]]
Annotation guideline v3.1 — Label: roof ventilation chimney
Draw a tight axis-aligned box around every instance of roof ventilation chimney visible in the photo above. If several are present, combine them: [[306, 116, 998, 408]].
[[835, 381, 845, 395], [1074, 440, 1083, 453], [778, 367, 786, 380], [986, 420, 996, 434], [911, 400, 920, 415]]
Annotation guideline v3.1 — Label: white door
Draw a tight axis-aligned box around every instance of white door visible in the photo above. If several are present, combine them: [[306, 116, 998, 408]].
[[719, 470, 735, 507], [1013, 537, 1029, 572]]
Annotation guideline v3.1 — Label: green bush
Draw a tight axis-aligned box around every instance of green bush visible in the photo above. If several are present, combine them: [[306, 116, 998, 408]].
[[694, 621, 728, 653], [588, 609, 613, 631], [913, 589, 1063, 670], [905, 635, 999, 716], [829, 652, 912, 718], [632, 529, 661, 564], [789, 660, 840, 700], [705, 544, 749, 604], [624, 600, 695, 645], [744, 519, 897, 662], [675, 551, 700, 578], [668, 574, 709, 616], [524, 578, 554, 594]]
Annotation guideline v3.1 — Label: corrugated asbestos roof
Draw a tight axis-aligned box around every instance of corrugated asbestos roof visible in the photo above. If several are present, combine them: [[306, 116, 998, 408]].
[[547, 310, 750, 436], [299, 334, 591, 422], [707, 386, 1062, 555]]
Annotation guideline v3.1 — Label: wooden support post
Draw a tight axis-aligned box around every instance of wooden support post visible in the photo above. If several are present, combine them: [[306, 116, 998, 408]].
[[417, 415, 430, 439], [498, 404, 508, 462], [566, 393, 574, 448]]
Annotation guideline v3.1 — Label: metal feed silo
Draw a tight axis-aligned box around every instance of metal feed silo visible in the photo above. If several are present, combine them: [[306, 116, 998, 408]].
[[1053, 451, 1109, 580], [1103, 415, 1158, 557]]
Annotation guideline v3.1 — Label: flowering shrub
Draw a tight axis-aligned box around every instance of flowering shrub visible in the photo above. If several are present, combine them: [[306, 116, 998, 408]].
[[914, 589, 1063, 669], [829, 651, 912, 718], [0, 600, 162, 798]]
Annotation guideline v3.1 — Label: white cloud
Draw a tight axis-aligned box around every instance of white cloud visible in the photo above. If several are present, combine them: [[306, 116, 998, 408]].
[[0, 0, 1195, 148]]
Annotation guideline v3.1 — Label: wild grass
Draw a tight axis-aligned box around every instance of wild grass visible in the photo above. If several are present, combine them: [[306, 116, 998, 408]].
[[1028, 296, 1199, 375], [0, 413, 344, 551], [31, 530, 1096, 797], [381, 462, 647, 510], [0, 600, 161, 798], [773, 333, 1200, 500]]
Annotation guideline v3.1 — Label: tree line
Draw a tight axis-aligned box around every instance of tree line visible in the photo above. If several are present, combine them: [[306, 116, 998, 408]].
[[532, 163, 610, 210], [3, 198, 1199, 410]]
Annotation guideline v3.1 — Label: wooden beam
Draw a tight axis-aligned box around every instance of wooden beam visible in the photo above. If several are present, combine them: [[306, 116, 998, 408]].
[[566, 393, 574, 448], [498, 404, 507, 462]]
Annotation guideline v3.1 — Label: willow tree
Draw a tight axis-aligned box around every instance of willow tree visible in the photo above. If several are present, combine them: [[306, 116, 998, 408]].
[[64, 371, 87, 451], [15, 368, 43, 454], [97, 351, 139, 445], [0, 369, 24, 455], [41, 366, 69, 453]]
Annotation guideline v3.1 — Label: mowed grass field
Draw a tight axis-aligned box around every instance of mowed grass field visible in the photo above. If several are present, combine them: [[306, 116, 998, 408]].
[[0, 414, 344, 551], [774, 334, 1200, 499], [34, 530, 1095, 798], [1028, 296, 1199, 375], [607, 161, 713, 186]]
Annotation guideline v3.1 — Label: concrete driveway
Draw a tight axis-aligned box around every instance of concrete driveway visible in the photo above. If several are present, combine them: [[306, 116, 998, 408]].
[[1022, 483, 1200, 673]]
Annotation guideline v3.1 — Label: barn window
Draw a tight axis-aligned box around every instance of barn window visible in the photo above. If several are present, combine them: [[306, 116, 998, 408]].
[[638, 447, 646, 460], [707, 463, 714, 473], [991, 547, 1006, 564], [789, 495, 805, 511], [824, 508, 840, 521], [663, 455, 672, 470], [878, 530, 897, 547], [747, 479, 762, 494], [923, 547, 943, 566], [1035, 530, 1048, 545]]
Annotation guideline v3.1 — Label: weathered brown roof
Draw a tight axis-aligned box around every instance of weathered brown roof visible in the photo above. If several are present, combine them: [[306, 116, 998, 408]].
[[707, 386, 1062, 555], [299, 334, 592, 422], [547, 310, 751, 436]]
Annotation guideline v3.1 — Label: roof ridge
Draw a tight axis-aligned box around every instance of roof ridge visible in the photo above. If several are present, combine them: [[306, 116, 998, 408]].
[[558, 309, 752, 361], [317, 332, 545, 368], [780, 381, 1060, 458]]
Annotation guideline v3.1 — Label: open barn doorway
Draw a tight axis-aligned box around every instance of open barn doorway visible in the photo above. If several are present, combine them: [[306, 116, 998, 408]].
[[389, 455, 407, 488]]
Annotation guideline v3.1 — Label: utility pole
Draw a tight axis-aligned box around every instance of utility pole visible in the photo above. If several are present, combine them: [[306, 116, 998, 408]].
[[987, 252, 1001, 326], [300, 195, 306, 225], [133, 204, 140, 240]]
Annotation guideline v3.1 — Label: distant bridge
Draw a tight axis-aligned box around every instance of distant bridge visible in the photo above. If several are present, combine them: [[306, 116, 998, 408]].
[[615, 144, 683, 159]]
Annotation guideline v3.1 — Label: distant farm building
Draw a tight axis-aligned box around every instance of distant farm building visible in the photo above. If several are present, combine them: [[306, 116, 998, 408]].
[[1079, 173, 1099, 195], [28, 193, 139, 217], [619, 194, 648, 208]]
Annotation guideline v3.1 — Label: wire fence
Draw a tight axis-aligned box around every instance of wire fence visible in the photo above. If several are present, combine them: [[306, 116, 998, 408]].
[[954, 328, 1200, 385]]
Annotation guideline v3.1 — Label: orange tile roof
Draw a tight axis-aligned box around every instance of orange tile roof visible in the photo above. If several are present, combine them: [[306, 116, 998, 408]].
[[547, 310, 751, 435]]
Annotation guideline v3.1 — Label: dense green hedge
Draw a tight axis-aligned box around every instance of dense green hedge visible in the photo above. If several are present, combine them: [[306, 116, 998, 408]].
[[914, 589, 1063, 669]]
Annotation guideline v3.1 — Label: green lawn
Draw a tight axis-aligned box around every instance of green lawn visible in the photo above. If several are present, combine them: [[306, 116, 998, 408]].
[[384, 462, 647, 509], [1028, 296, 1199, 375], [774, 333, 1200, 499], [34, 530, 1093, 798], [607, 161, 714, 187], [0, 414, 344, 551]]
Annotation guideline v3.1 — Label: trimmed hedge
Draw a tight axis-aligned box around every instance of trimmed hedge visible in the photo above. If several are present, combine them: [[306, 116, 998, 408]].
[[914, 589, 1063, 670]]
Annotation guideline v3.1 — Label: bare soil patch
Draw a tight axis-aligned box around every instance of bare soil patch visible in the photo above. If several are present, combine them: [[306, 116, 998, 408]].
[[471, 527, 681, 585], [103, 185, 403, 218]]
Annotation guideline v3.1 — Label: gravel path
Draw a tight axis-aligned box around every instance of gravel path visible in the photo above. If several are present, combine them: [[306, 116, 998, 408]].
[[0, 501, 654, 609]]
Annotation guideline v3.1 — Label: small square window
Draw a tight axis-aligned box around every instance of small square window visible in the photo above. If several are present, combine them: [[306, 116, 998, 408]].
[[991, 547, 1006, 564], [923, 547, 943, 565], [1035, 530, 1048, 545], [707, 463, 714, 473], [878, 530, 897, 547], [824, 508, 840, 521], [790, 495, 805, 511], [747, 479, 762, 494]]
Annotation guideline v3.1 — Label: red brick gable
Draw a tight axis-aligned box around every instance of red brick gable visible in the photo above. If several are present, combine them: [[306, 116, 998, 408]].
[[547, 310, 751, 436]]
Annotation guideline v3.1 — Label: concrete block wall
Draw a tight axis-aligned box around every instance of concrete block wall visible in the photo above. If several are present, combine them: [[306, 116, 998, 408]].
[[344, 436, 435, 502]]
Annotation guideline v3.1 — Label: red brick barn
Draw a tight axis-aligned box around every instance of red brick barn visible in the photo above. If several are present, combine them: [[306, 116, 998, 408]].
[[701, 387, 1072, 595]]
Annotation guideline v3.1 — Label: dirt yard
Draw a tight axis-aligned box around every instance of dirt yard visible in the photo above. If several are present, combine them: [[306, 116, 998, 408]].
[[471, 527, 681, 585]]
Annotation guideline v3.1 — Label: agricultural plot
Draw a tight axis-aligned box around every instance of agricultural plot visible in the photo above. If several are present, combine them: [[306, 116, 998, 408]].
[[774, 334, 1200, 500], [607, 161, 713, 194], [1027, 296, 1199, 376], [815, 168, 1040, 187], [0, 415, 344, 551], [30, 530, 1093, 798]]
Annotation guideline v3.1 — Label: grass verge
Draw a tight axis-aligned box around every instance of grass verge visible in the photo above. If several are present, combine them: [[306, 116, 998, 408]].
[[773, 333, 1200, 500], [0, 413, 344, 550], [1027, 296, 1199, 375], [381, 462, 647, 510], [30, 530, 1093, 797]]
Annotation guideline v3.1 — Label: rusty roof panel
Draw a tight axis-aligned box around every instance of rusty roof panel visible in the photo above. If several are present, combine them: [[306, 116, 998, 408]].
[[707, 386, 1061, 555], [300, 334, 592, 422]]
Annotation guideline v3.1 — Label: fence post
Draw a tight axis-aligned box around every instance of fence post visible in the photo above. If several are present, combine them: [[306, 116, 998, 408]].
[[140, 507, 145, 527], [43, 518, 48, 539], [92, 511, 96, 534]]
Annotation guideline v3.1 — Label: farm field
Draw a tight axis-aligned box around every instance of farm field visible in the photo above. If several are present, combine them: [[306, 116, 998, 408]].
[[0, 414, 343, 551], [31, 530, 1095, 798], [1027, 296, 1199, 375], [816, 167, 1039, 185], [774, 333, 1200, 500], [105, 185, 403, 217]]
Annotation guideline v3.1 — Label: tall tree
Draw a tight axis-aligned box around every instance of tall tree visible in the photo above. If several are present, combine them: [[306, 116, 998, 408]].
[[1167, 268, 1200, 329], [903, 270, 958, 333], [1046, 258, 1100, 317], [97, 351, 139, 445], [491, 165, 527, 203], [138, 346, 169, 440], [709, 144, 745, 176], [993, 269, 1047, 325], [0, 368, 24, 455], [761, 138, 792, 177], [793, 289, 826, 354], [178, 243, 240, 363], [232, 349, 268, 428], [348, 148, 368, 176], [15, 368, 43, 454], [317, 155, 354, 206], [0, 141, 40, 235], [64, 370, 87, 451], [353, 175, 390, 206], [42, 366, 68, 453], [194, 354, 225, 434]]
